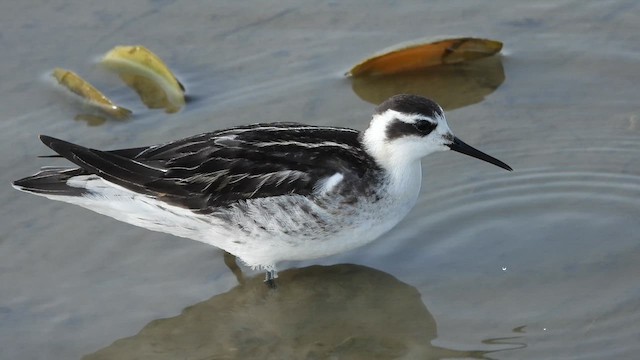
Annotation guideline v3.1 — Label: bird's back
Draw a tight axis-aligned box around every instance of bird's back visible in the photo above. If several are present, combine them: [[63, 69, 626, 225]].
[[13, 123, 383, 213]]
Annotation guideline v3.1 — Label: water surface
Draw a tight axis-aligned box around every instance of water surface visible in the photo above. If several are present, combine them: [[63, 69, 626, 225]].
[[1, 0, 639, 359]]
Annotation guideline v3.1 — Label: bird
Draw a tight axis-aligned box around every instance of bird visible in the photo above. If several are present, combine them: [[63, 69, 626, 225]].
[[12, 94, 512, 286]]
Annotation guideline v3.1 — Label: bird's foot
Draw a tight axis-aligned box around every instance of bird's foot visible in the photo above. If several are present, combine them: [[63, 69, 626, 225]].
[[264, 269, 278, 289]]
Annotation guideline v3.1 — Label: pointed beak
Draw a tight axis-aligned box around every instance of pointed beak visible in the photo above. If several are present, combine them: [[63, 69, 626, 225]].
[[447, 136, 512, 171]]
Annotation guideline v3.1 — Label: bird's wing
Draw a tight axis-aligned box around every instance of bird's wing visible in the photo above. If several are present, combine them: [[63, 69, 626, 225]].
[[38, 123, 379, 212]]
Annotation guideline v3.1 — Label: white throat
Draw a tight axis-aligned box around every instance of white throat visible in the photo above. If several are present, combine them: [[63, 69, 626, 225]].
[[362, 111, 408, 170], [361, 116, 424, 202]]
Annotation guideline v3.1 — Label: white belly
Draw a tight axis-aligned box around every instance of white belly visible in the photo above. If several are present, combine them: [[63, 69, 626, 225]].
[[210, 192, 418, 268], [34, 162, 423, 270]]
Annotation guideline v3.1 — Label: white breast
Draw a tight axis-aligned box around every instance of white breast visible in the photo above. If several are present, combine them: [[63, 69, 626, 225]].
[[37, 161, 424, 271], [211, 161, 424, 268]]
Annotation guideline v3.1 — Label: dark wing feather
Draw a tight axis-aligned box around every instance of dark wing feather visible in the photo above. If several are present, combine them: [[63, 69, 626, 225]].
[[12, 167, 88, 196], [39, 135, 166, 196], [33, 123, 381, 212]]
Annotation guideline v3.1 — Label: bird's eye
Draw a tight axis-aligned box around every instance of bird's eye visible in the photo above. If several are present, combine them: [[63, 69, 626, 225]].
[[413, 120, 436, 134]]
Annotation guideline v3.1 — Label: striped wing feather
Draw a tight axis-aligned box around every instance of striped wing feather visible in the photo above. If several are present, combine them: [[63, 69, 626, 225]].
[[36, 123, 380, 212]]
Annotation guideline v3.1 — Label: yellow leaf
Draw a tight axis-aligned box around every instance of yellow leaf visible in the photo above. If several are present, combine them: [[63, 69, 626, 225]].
[[51, 68, 132, 119], [101, 46, 185, 113]]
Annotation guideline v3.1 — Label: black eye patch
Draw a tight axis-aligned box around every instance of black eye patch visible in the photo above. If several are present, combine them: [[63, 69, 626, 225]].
[[413, 120, 437, 134], [386, 118, 437, 140]]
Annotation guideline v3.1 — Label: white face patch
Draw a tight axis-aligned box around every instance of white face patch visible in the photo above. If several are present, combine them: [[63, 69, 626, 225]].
[[384, 110, 438, 125], [362, 108, 454, 170]]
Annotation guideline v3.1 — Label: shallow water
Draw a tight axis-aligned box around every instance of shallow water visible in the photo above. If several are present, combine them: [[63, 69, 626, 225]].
[[1, 0, 639, 359]]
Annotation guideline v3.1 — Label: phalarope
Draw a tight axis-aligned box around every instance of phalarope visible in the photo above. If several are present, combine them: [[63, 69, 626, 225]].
[[13, 94, 512, 286]]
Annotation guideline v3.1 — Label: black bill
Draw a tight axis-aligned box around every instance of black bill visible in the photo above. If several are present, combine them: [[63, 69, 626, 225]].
[[448, 136, 512, 171]]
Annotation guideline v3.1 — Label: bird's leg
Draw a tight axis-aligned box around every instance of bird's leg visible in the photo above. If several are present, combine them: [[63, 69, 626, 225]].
[[223, 251, 245, 286], [264, 269, 278, 289]]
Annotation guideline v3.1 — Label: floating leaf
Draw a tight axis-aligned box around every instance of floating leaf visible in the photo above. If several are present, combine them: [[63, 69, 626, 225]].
[[346, 37, 502, 77], [51, 68, 132, 119], [101, 45, 185, 113], [351, 56, 505, 110]]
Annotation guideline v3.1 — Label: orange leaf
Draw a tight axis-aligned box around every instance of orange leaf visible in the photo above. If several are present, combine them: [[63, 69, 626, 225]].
[[347, 37, 502, 77]]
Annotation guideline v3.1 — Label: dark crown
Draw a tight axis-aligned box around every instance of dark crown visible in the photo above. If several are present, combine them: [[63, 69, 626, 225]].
[[375, 94, 443, 119]]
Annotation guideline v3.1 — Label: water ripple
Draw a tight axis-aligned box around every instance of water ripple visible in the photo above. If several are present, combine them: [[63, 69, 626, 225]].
[[396, 169, 640, 262], [424, 170, 640, 208]]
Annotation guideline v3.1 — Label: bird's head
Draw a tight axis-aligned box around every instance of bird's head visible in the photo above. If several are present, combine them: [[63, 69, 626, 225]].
[[362, 94, 512, 171]]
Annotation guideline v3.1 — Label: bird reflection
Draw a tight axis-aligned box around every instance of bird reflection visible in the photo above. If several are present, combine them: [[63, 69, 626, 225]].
[[84, 264, 511, 360]]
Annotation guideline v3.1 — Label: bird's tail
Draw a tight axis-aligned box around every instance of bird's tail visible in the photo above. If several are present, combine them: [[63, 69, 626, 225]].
[[12, 167, 89, 197]]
